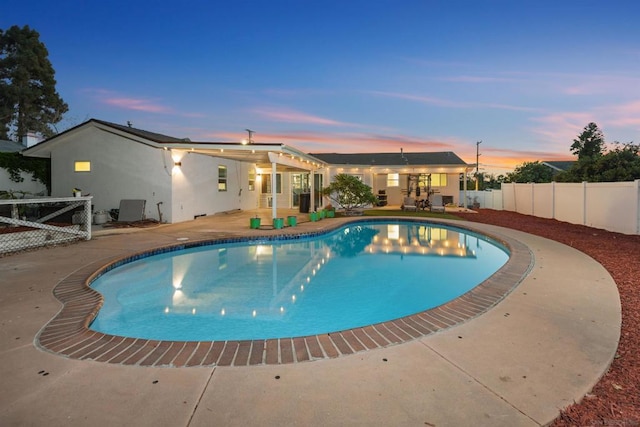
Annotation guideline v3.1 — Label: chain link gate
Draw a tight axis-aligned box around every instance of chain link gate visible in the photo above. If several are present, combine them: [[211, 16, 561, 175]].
[[0, 197, 92, 256]]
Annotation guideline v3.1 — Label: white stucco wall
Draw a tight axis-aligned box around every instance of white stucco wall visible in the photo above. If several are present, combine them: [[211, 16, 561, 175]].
[[47, 126, 263, 223], [50, 126, 173, 221], [0, 168, 47, 196], [171, 152, 259, 223]]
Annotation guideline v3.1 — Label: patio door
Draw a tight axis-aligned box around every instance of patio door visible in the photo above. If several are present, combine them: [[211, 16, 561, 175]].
[[291, 173, 310, 207]]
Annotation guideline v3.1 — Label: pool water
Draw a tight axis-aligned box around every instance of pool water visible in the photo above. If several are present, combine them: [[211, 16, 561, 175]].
[[90, 221, 508, 341]]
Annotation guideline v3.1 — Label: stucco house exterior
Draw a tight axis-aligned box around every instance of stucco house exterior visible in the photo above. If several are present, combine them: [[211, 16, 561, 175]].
[[311, 152, 468, 207], [22, 119, 469, 223]]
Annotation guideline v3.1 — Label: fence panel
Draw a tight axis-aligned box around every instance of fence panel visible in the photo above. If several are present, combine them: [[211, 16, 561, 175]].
[[0, 197, 92, 255], [498, 180, 639, 235], [585, 182, 638, 235], [532, 183, 554, 218], [460, 190, 503, 210]]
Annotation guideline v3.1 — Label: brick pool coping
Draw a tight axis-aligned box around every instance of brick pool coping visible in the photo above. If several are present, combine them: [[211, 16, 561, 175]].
[[35, 218, 533, 367]]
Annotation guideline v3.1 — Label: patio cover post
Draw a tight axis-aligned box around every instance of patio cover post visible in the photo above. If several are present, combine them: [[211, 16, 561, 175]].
[[271, 161, 277, 219], [310, 169, 315, 211], [463, 168, 468, 208]]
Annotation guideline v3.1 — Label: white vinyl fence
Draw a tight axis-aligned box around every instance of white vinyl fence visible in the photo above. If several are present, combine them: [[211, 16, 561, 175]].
[[461, 180, 640, 235]]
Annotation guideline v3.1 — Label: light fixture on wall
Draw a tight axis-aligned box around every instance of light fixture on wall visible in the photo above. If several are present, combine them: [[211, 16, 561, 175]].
[[174, 161, 182, 167]]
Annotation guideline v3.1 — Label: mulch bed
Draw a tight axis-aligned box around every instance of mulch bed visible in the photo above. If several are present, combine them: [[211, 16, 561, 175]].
[[455, 209, 640, 426], [100, 219, 160, 228], [0, 222, 72, 234]]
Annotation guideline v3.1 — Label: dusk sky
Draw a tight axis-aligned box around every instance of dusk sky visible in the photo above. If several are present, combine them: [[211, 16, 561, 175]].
[[3, 1, 640, 174]]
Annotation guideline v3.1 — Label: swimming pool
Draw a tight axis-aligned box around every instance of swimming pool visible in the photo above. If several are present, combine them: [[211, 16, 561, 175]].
[[89, 220, 508, 341]]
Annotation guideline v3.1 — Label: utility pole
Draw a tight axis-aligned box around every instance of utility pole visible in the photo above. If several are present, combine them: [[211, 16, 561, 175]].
[[475, 140, 482, 191], [245, 129, 255, 144]]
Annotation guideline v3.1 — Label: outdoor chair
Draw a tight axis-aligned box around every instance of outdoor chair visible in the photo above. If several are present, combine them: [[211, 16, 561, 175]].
[[430, 194, 445, 213], [402, 197, 418, 211]]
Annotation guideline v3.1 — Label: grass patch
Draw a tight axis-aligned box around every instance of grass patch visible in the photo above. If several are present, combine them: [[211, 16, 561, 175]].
[[362, 209, 461, 220]]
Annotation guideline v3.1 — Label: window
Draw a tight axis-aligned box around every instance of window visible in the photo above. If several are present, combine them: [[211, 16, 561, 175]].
[[387, 173, 399, 187], [248, 170, 256, 191], [418, 173, 447, 188], [74, 161, 91, 172], [431, 173, 447, 187], [218, 166, 227, 192], [261, 173, 282, 193]]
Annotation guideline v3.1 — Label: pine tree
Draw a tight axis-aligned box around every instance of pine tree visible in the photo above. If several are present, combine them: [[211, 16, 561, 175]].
[[570, 122, 605, 160], [0, 25, 68, 141]]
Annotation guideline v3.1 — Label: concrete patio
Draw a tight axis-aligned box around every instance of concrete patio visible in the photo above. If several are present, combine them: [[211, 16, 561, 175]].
[[0, 210, 621, 426]]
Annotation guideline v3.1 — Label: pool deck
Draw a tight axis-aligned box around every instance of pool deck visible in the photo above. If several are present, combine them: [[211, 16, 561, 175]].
[[0, 210, 621, 426]]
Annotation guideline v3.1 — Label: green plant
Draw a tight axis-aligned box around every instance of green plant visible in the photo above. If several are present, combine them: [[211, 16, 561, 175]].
[[322, 174, 377, 214], [0, 152, 50, 192]]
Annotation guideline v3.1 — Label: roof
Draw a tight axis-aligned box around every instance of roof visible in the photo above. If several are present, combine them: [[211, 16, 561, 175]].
[[310, 152, 468, 166], [542, 161, 575, 172], [22, 119, 326, 172], [91, 119, 191, 143], [0, 139, 24, 153]]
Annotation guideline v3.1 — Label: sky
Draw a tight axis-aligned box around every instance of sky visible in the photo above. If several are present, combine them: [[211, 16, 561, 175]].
[[3, 0, 640, 174]]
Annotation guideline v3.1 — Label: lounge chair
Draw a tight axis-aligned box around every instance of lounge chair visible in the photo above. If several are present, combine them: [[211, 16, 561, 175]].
[[430, 194, 445, 213], [402, 197, 418, 211]]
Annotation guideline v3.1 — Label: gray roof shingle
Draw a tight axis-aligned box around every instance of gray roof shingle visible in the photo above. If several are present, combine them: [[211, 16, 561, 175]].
[[91, 119, 188, 143], [310, 152, 467, 166]]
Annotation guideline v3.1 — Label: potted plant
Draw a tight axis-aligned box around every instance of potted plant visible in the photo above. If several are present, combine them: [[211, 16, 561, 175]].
[[249, 216, 261, 229], [325, 203, 336, 218]]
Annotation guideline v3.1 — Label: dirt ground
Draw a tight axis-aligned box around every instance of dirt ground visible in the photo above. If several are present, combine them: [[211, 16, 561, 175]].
[[455, 209, 640, 426]]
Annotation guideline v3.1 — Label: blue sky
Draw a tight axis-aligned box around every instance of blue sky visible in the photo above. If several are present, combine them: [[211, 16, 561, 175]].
[[3, 0, 640, 173]]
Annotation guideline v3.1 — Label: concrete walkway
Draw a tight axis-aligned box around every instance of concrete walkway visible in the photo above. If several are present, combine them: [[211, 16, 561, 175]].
[[0, 211, 621, 426]]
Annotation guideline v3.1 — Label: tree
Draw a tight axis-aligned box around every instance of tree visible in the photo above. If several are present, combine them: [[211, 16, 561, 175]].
[[570, 122, 605, 160], [0, 25, 68, 141], [505, 161, 555, 183], [558, 122, 640, 182], [589, 142, 640, 182], [459, 172, 505, 191], [322, 174, 377, 214]]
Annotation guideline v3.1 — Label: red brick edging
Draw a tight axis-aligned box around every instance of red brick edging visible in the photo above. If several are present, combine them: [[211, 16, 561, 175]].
[[35, 221, 533, 367]]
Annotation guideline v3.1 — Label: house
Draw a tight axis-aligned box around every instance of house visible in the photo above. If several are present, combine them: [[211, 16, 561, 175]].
[[541, 161, 575, 176], [22, 119, 469, 223], [311, 152, 469, 207]]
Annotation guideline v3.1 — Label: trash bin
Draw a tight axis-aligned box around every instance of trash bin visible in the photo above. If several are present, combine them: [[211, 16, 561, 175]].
[[299, 193, 310, 213]]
